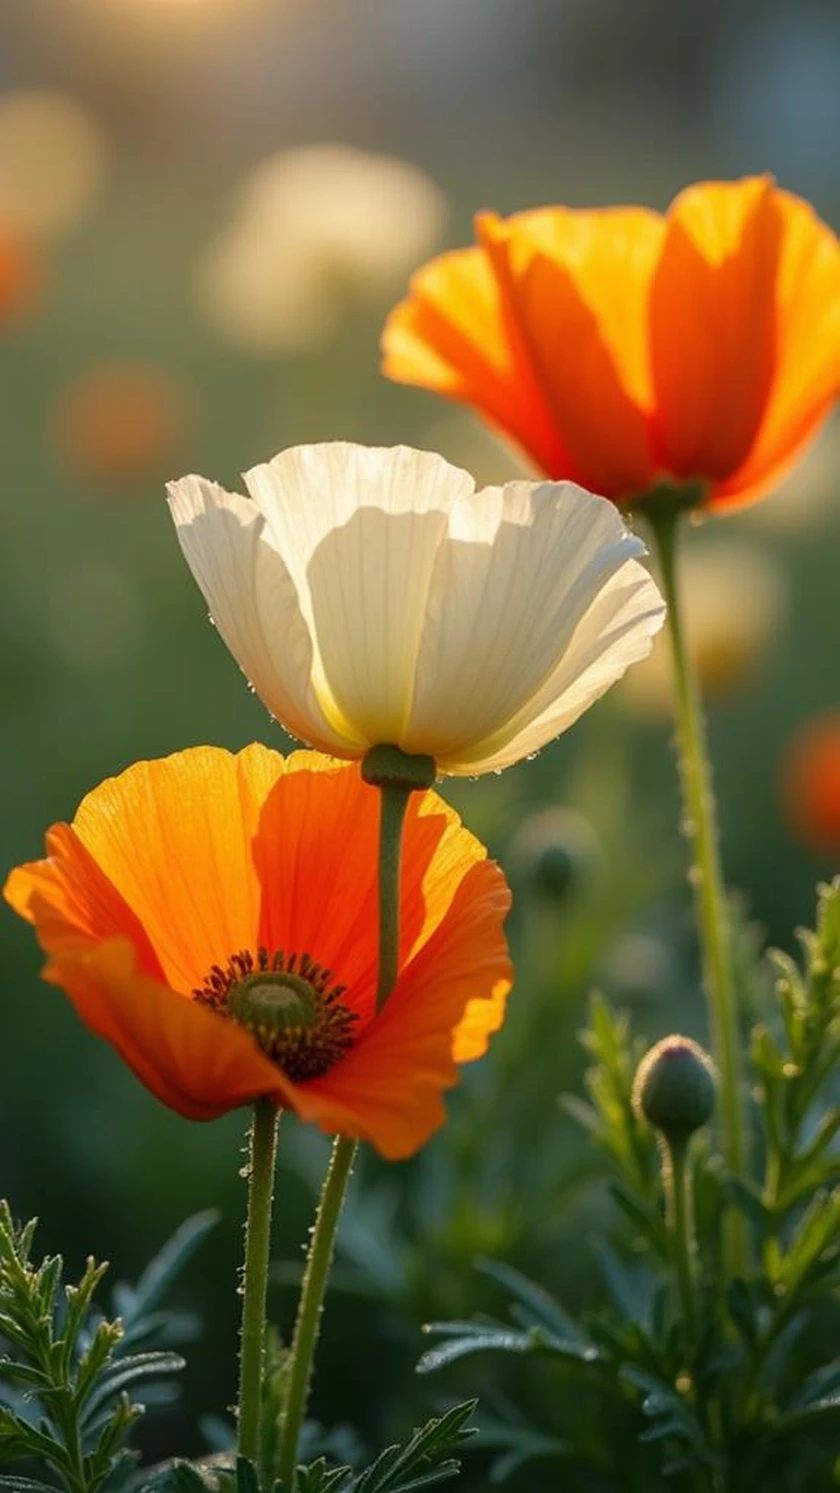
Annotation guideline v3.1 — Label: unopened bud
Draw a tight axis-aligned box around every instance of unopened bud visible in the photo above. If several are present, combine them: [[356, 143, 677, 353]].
[[508, 806, 598, 904], [632, 1035, 716, 1142]]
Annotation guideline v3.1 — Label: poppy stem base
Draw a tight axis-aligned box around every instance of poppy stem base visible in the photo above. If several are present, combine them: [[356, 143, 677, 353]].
[[647, 504, 749, 1276], [237, 1097, 279, 1470]]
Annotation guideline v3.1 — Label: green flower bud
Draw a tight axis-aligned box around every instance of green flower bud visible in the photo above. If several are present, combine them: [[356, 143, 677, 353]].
[[632, 1035, 716, 1142], [508, 806, 598, 903]]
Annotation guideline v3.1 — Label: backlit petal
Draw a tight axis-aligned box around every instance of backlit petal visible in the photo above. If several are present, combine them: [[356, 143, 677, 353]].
[[712, 187, 840, 507], [254, 758, 489, 1030], [382, 245, 569, 478], [476, 208, 661, 495], [44, 940, 284, 1120], [5, 825, 163, 977], [464, 554, 664, 773], [651, 177, 783, 482], [244, 444, 474, 746], [404, 480, 660, 769], [62, 745, 283, 992], [273, 856, 512, 1158], [168, 475, 351, 754]]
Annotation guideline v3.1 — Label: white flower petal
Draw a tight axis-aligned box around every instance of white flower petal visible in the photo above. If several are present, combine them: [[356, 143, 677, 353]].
[[243, 444, 476, 745], [168, 446, 666, 776], [403, 481, 657, 764], [445, 556, 665, 774], [167, 476, 356, 755]]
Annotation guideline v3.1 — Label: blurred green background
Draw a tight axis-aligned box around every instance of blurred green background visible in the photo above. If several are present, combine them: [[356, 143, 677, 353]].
[[1, 0, 839, 1481]]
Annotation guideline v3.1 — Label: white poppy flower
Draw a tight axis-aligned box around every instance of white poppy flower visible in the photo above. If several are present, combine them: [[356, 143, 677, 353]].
[[167, 443, 665, 776], [197, 146, 445, 355]]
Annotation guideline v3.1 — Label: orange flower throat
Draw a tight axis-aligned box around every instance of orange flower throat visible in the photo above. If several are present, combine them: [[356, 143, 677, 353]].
[[193, 947, 357, 1081]]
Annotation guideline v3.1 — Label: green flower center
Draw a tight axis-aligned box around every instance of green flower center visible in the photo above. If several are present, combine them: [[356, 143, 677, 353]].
[[193, 948, 356, 1081]]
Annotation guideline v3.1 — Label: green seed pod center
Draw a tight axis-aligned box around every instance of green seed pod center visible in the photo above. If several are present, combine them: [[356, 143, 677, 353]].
[[192, 947, 357, 1081], [227, 972, 318, 1033]]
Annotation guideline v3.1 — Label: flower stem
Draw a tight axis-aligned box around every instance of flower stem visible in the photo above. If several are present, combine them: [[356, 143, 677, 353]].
[[663, 1137, 698, 1344], [375, 782, 412, 1011], [277, 1133, 357, 1490], [647, 504, 748, 1275], [238, 1097, 279, 1467], [277, 775, 412, 1489]]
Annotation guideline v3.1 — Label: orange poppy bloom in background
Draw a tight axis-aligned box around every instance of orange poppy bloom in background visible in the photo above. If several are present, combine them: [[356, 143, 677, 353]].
[[782, 713, 840, 854], [0, 225, 41, 326], [4, 746, 511, 1159], [383, 175, 840, 513]]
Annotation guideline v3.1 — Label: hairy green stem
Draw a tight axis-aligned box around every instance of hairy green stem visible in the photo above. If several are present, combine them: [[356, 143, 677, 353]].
[[238, 1098, 280, 1466], [374, 782, 412, 1010], [664, 1138, 698, 1344], [647, 505, 748, 1275], [277, 775, 411, 1489], [277, 1134, 357, 1489]]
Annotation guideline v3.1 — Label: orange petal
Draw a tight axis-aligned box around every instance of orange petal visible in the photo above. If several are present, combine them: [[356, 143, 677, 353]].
[[0, 228, 42, 325], [42, 940, 285, 1120], [66, 744, 284, 992], [278, 856, 512, 1159], [5, 823, 163, 976], [382, 240, 571, 479], [651, 177, 785, 484], [711, 188, 840, 509], [478, 207, 662, 497], [782, 714, 840, 853], [254, 762, 485, 1030]]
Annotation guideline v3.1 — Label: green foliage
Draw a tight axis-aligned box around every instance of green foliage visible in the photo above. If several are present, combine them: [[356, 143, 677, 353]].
[[144, 1402, 476, 1493], [418, 881, 840, 1491], [0, 1206, 216, 1492], [562, 994, 659, 1203]]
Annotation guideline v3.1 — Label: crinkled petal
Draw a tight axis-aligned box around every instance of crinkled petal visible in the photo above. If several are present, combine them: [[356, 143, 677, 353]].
[[711, 186, 840, 508], [4, 825, 164, 976], [42, 940, 285, 1120], [49, 745, 285, 992], [403, 480, 659, 768], [382, 245, 569, 478], [459, 555, 664, 773], [168, 475, 353, 754], [476, 208, 661, 496], [651, 176, 781, 483], [254, 760, 489, 1030], [273, 856, 512, 1159], [244, 443, 474, 747]]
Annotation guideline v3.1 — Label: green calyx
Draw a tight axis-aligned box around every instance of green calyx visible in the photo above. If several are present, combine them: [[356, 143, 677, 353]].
[[362, 743, 437, 792], [228, 972, 318, 1034], [633, 1034, 717, 1142], [629, 479, 709, 522]]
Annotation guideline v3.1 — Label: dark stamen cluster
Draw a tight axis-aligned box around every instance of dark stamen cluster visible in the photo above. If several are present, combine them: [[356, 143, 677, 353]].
[[193, 947, 357, 1081]]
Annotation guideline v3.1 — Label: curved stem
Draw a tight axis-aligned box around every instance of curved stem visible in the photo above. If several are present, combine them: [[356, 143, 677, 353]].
[[277, 778, 410, 1489], [238, 1098, 279, 1466], [375, 782, 412, 1011], [647, 506, 748, 1275], [277, 1134, 357, 1489]]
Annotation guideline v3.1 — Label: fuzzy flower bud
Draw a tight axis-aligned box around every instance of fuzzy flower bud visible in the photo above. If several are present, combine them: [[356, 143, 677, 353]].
[[632, 1035, 716, 1143]]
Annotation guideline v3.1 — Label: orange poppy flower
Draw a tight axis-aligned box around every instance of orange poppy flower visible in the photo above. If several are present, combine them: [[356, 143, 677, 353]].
[[383, 176, 840, 513], [0, 225, 41, 325], [54, 362, 188, 486], [4, 746, 511, 1159], [782, 713, 840, 854]]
